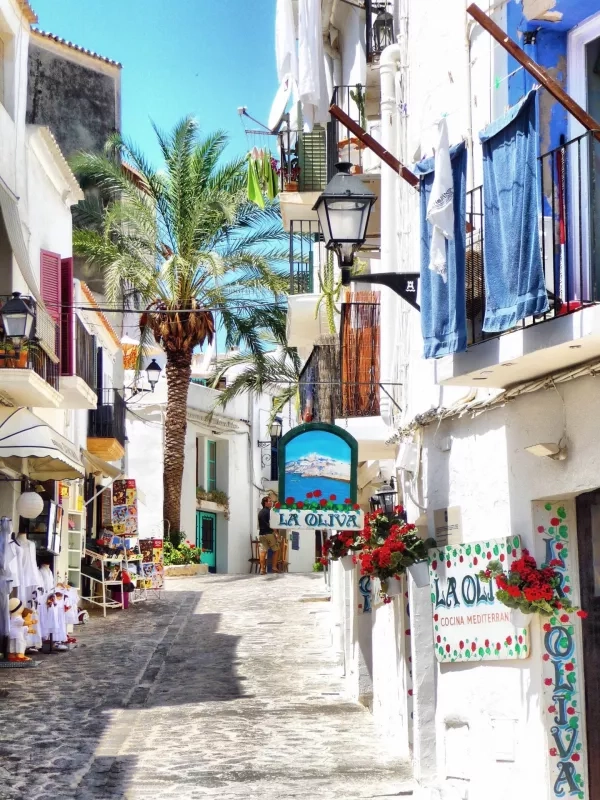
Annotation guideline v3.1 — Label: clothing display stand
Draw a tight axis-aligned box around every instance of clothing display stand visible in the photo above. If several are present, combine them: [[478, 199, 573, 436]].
[[81, 550, 123, 617]]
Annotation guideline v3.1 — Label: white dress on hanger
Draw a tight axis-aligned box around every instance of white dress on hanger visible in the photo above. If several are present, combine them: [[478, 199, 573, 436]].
[[17, 535, 42, 603], [39, 565, 54, 593]]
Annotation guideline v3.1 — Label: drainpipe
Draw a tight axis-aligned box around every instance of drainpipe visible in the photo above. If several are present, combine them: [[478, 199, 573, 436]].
[[378, 43, 402, 428]]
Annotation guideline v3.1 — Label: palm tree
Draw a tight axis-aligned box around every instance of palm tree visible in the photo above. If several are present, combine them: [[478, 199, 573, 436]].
[[71, 117, 289, 534]]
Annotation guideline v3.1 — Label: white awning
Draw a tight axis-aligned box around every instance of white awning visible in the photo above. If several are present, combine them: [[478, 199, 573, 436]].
[[0, 408, 84, 480], [82, 449, 122, 480], [0, 178, 41, 303]]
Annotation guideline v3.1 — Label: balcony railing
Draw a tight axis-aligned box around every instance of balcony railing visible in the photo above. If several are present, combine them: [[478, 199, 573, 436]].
[[88, 388, 126, 447], [0, 295, 60, 390], [289, 220, 323, 294], [278, 121, 327, 193], [466, 131, 599, 345], [327, 86, 370, 180], [74, 317, 97, 390]]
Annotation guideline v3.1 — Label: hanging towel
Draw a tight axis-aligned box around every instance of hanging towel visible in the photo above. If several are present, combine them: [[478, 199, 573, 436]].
[[427, 118, 454, 283], [298, 0, 329, 132], [276, 0, 299, 87], [415, 141, 468, 359], [246, 157, 264, 208], [479, 89, 548, 332]]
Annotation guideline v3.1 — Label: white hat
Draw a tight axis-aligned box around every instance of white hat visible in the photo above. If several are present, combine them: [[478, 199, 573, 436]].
[[8, 597, 22, 615]]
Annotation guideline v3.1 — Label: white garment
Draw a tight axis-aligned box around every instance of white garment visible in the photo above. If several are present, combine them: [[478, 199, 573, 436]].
[[17, 535, 41, 597], [8, 540, 28, 603], [276, 0, 299, 87], [39, 565, 54, 593], [9, 615, 26, 655], [426, 117, 454, 283], [298, 0, 329, 132]]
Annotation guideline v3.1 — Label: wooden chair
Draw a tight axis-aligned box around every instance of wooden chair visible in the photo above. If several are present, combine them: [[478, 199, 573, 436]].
[[249, 536, 261, 574], [276, 535, 289, 573]]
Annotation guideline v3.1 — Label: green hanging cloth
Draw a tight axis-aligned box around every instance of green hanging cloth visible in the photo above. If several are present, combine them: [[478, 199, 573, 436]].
[[262, 150, 278, 201], [247, 156, 264, 208]]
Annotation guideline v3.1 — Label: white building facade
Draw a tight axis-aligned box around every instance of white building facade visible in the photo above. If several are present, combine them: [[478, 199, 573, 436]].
[[272, 0, 600, 797]]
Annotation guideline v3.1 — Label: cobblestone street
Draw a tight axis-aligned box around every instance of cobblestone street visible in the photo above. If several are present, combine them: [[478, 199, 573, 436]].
[[0, 574, 412, 799]]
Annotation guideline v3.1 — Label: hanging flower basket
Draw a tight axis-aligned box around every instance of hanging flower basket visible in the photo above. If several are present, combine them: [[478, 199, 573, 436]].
[[510, 608, 532, 628], [381, 576, 402, 597], [407, 560, 430, 588]]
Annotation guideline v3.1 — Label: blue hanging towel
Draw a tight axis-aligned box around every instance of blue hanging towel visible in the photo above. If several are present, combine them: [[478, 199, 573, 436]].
[[415, 141, 467, 359], [479, 90, 548, 332]]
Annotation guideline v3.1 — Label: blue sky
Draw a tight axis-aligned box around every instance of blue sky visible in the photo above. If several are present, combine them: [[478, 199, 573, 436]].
[[286, 431, 351, 465], [32, 0, 279, 166]]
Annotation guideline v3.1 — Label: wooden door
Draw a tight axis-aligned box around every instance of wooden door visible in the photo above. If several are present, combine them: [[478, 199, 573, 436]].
[[575, 490, 600, 795], [196, 511, 216, 573]]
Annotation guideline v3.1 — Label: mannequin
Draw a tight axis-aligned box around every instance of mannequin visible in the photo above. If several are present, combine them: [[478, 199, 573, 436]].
[[8, 597, 29, 662], [16, 533, 42, 603], [39, 562, 54, 594]]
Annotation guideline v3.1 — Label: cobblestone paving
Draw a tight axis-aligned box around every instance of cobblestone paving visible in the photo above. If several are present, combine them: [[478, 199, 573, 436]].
[[0, 574, 412, 799]]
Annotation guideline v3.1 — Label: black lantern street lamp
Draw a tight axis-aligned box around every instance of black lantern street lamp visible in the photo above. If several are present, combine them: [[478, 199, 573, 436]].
[[145, 359, 162, 391], [375, 479, 397, 515], [313, 162, 377, 272], [0, 292, 35, 348], [269, 419, 282, 439], [373, 8, 395, 53], [258, 419, 283, 469]]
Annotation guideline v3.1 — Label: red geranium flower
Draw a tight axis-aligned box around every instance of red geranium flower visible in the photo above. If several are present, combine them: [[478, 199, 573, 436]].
[[313, 489, 322, 498], [353, 503, 360, 511], [296, 501, 304, 509], [274, 502, 281, 509], [306, 492, 313, 499], [344, 497, 352, 505], [285, 497, 295, 505], [577, 610, 588, 619], [329, 494, 336, 501], [319, 498, 328, 507]]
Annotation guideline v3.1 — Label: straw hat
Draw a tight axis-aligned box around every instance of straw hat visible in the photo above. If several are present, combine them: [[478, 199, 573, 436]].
[[8, 598, 22, 615]]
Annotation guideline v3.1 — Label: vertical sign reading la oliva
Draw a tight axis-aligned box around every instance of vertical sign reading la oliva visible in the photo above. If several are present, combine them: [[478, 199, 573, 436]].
[[271, 422, 363, 531], [431, 536, 531, 663]]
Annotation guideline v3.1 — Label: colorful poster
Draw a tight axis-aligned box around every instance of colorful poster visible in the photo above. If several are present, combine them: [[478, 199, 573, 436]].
[[112, 479, 138, 536]]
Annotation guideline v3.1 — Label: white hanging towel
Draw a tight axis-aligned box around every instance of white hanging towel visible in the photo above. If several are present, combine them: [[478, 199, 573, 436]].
[[298, 0, 329, 132], [276, 0, 299, 88], [426, 117, 454, 283]]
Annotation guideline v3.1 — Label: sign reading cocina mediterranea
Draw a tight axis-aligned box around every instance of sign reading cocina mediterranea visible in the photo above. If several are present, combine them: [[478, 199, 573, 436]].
[[431, 536, 531, 663], [270, 507, 364, 531]]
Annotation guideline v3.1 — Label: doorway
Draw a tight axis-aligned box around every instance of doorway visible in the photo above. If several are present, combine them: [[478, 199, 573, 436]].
[[196, 511, 217, 573], [575, 490, 600, 796]]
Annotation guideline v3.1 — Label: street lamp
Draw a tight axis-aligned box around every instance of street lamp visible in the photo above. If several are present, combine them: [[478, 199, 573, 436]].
[[269, 419, 282, 439], [145, 359, 162, 392], [375, 480, 397, 515], [258, 419, 282, 469], [373, 7, 395, 53], [313, 162, 377, 273], [1, 292, 35, 348]]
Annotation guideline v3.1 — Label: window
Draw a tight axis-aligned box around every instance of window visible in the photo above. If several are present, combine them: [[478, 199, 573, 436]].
[[40, 250, 61, 325], [207, 440, 217, 491]]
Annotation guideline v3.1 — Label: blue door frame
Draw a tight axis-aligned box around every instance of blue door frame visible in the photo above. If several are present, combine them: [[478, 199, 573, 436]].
[[196, 511, 217, 572]]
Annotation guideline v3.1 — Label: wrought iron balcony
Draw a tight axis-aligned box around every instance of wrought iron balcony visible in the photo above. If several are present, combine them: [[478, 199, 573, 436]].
[[327, 86, 371, 180], [59, 316, 98, 408], [0, 295, 61, 406], [288, 220, 323, 295], [87, 388, 126, 461], [278, 122, 327, 193]]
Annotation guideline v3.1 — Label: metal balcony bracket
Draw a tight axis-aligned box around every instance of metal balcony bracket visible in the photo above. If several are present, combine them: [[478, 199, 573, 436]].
[[342, 270, 421, 311]]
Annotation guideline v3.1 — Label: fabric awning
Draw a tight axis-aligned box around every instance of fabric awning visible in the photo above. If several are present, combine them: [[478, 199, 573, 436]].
[[82, 449, 122, 480], [0, 408, 84, 480], [0, 178, 41, 303]]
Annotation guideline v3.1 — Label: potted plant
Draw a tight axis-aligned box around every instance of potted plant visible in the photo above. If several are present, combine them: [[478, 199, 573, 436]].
[[283, 159, 300, 191], [163, 539, 207, 577], [358, 507, 436, 599], [196, 487, 230, 520], [479, 550, 587, 625]]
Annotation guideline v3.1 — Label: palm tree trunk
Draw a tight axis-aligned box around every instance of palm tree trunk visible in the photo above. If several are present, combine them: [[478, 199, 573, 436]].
[[163, 350, 192, 535]]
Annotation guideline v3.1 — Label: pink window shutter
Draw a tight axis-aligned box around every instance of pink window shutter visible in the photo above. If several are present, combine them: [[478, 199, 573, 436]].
[[60, 257, 74, 376], [40, 250, 61, 322]]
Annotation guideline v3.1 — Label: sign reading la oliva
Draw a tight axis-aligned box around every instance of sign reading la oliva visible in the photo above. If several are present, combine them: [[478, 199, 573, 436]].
[[271, 422, 364, 532]]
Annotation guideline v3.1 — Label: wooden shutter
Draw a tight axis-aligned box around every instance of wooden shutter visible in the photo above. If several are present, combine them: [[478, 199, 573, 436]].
[[40, 250, 61, 323], [96, 347, 103, 394], [60, 257, 74, 376]]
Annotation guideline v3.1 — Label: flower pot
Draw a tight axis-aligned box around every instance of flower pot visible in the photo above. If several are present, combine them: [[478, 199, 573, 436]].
[[284, 181, 298, 192], [408, 560, 430, 588], [381, 576, 402, 597], [340, 554, 355, 571], [510, 608, 531, 628]]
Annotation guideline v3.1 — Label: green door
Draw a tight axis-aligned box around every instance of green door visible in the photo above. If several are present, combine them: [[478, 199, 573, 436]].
[[196, 511, 217, 573]]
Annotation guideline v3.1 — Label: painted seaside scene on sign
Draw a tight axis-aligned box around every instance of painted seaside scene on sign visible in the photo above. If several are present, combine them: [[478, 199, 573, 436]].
[[282, 428, 351, 500]]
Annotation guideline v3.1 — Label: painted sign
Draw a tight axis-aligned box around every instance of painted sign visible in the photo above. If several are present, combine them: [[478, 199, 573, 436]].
[[433, 506, 463, 546], [270, 506, 364, 531], [430, 536, 531, 663], [535, 500, 586, 799], [275, 422, 359, 530]]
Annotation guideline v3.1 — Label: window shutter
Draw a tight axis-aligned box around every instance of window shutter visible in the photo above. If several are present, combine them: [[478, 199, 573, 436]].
[[40, 250, 61, 324], [60, 257, 74, 376]]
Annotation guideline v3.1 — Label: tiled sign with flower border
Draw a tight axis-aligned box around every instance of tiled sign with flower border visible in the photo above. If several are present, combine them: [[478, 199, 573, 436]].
[[535, 500, 587, 800], [430, 536, 531, 663]]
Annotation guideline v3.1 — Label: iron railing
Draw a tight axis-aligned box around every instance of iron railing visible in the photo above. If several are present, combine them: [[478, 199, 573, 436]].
[[74, 317, 97, 390], [88, 388, 126, 446], [278, 121, 327, 192], [0, 295, 60, 391], [327, 86, 369, 180], [466, 131, 599, 345], [289, 220, 323, 294]]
